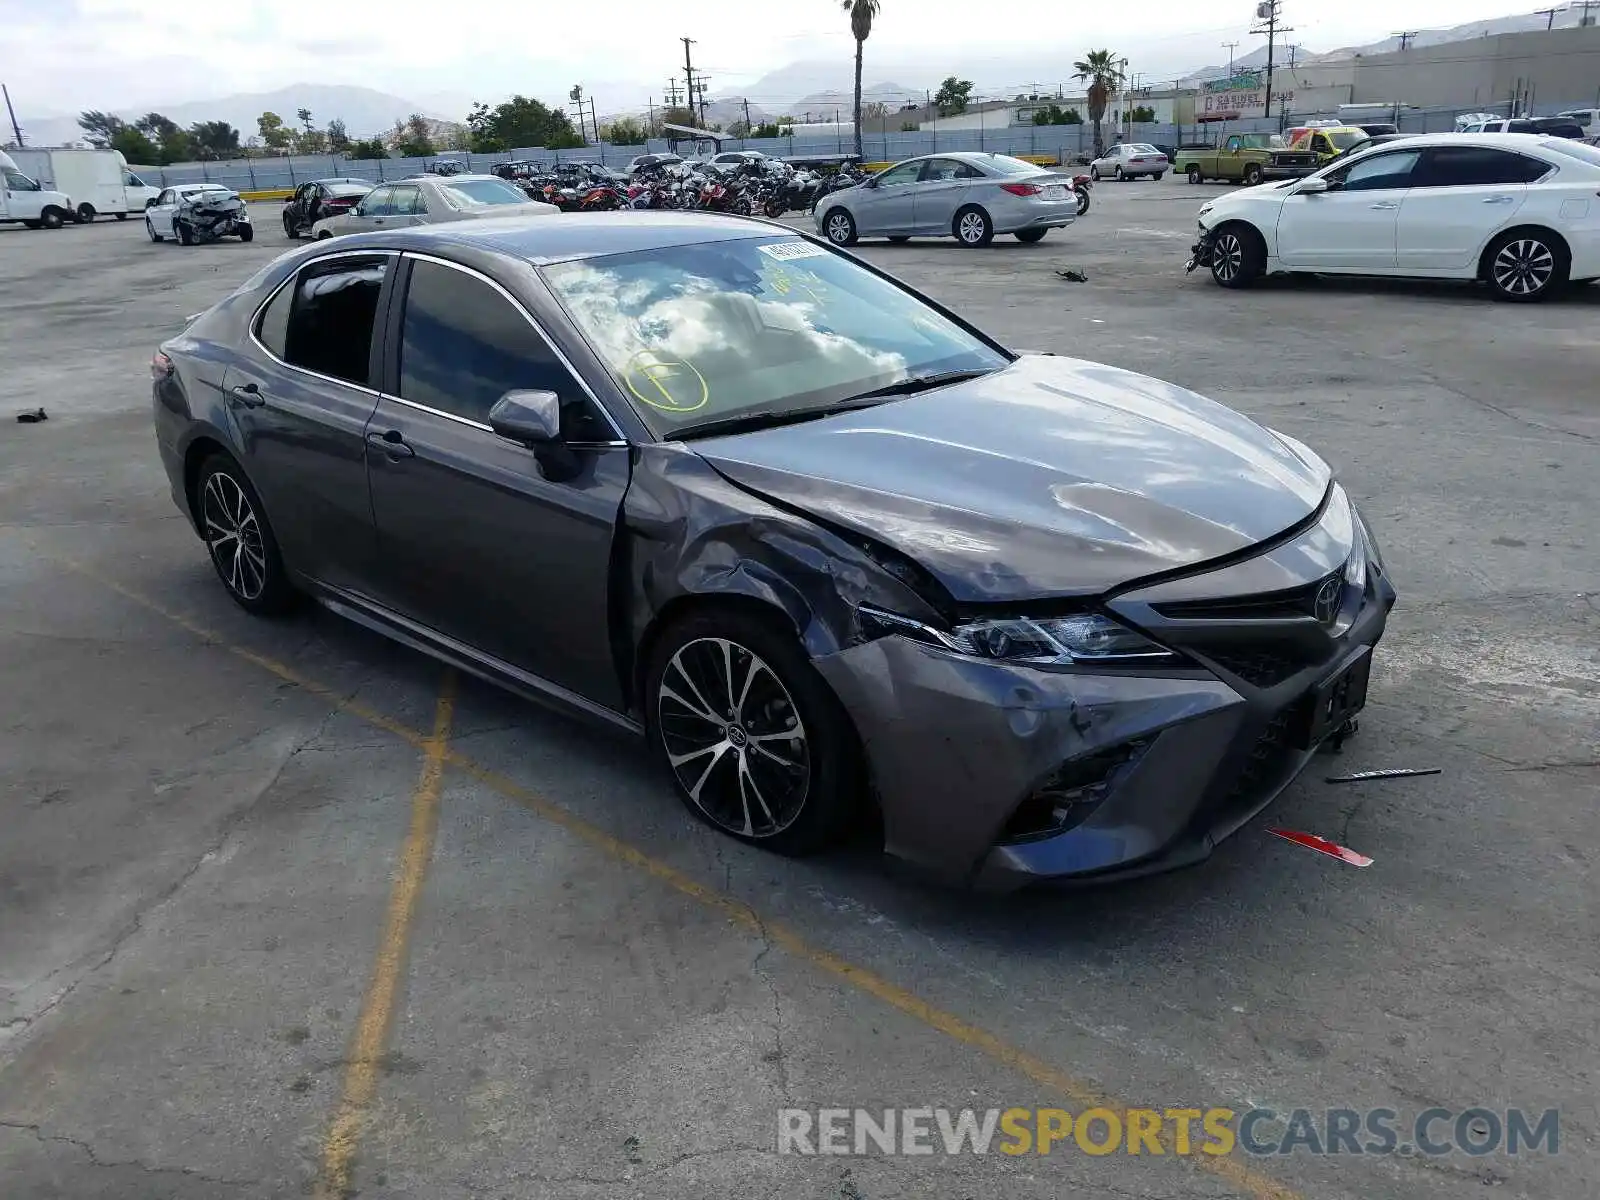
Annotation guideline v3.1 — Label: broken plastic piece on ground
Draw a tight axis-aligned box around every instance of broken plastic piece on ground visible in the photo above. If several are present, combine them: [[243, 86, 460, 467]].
[[16, 408, 47, 424], [1326, 767, 1442, 784], [1267, 827, 1374, 867], [1055, 268, 1089, 282]]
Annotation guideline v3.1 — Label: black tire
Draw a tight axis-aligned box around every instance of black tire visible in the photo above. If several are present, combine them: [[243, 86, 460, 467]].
[[1089, 165, 1101, 181], [1483, 229, 1568, 302], [39, 207, 66, 230], [953, 205, 993, 247], [1015, 228, 1048, 243], [1210, 223, 1264, 289], [176, 219, 193, 246], [193, 455, 296, 616], [146, 217, 162, 242], [76, 203, 96, 223], [646, 608, 861, 856], [22, 220, 41, 230], [887, 235, 911, 243], [1075, 188, 1091, 216], [1187, 165, 1203, 184], [238, 225, 254, 243], [822, 207, 857, 246], [283, 213, 298, 239], [1153, 172, 1164, 181], [1114, 165, 1125, 181], [114, 211, 128, 221], [1242, 163, 1264, 186], [315, 230, 333, 240]]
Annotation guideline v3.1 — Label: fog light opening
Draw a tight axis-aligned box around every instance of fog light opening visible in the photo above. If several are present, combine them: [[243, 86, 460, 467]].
[[1000, 739, 1151, 844]]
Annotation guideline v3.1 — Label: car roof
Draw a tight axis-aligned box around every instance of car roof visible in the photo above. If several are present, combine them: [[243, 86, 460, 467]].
[[331, 211, 789, 266]]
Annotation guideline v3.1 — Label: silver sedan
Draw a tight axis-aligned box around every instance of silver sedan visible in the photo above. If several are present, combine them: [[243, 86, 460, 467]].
[[310, 174, 557, 238], [1088, 143, 1169, 181], [814, 152, 1078, 247]]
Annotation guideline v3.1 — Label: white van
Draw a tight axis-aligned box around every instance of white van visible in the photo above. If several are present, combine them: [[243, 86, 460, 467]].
[[0, 149, 75, 229], [6, 147, 137, 221]]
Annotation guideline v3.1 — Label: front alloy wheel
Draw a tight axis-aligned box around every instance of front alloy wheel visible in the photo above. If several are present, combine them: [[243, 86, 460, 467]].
[[1209, 225, 1261, 288], [824, 208, 857, 246], [196, 457, 294, 614], [1488, 234, 1563, 301]]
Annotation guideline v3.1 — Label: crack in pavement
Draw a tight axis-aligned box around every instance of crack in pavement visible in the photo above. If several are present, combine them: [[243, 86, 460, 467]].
[[749, 907, 793, 1103], [0, 1119, 258, 1187], [497, 1143, 787, 1188]]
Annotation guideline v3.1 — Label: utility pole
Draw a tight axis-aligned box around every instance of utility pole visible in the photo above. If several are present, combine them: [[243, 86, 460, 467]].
[[1221, 41, 1239, 77], [1251, 0, 1294, 121], [648, 98, 657, 136], [741, 98, 752, 133], [680, 37, 699, 127], [1, 83, 22, 146], [1575, 0, 1599, 26], [695, 78, 710, 126], [665, 78, 683, 107], [1533, 6, 1558, 29], [1394, 30, 1419, 50]]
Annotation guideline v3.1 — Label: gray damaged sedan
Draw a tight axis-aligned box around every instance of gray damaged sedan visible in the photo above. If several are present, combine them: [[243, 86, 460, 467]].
[[151, 213, 1394, 890], [815, 152, 1080, 247]]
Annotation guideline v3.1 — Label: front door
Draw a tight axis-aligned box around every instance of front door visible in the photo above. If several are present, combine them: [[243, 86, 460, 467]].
[[913, 157, 981, 234], [364, 255, 630, 708], [855, 160, 923, 234], [224, 251, 393, 590], [1395, 146, 1539, 271], [1276, 150, 1419, 270], [344, 185, 394, 233]]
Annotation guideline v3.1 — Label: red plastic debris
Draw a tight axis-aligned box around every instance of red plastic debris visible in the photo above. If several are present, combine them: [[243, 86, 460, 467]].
[[1267, 827, 1374, 867]]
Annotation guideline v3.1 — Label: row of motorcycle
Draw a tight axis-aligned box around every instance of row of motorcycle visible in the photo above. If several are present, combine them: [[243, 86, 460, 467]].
[[493, 158, 869, 217]]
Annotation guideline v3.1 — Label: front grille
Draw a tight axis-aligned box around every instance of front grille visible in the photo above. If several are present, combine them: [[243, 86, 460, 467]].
[[1224, 709, 1297, 808], [1000, 739, 1151, 844], [1154, 570, 1343, 623], [1201, 647, 1309, 688]]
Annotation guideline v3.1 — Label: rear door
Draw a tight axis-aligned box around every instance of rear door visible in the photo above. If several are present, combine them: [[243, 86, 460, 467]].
[[1395, 146, 1540, 271], [363, 254, 630, 706], [388, 184, 427, 227], [1276, 148, 1419, 269], [223, 251, 393, 590], [913, 157, 982, 234]]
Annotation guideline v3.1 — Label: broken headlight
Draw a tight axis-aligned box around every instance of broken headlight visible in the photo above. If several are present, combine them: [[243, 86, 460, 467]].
[[859, 608, 1177, 665]]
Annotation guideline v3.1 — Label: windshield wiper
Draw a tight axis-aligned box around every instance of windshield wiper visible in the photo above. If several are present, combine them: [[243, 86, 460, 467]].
[[665, 401, 877, 441], [840, 368, 997, 403]]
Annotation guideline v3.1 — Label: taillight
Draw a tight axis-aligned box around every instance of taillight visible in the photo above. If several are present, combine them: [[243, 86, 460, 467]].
[[999, 181, 1042, 196], [151, 351, 174, 380]]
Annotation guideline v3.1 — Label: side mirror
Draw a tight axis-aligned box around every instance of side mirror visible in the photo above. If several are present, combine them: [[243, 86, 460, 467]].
[[489, 389, 562, 445], [1297, 177, 1330, 195], [862, 176, 878, 188]]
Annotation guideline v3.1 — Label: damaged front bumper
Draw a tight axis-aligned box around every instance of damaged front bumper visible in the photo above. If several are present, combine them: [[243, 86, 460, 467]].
[[1186, 224, 1214, 273]]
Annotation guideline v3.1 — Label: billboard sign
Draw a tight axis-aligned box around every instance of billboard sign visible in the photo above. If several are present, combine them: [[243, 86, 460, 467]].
[[1198, 73, 1293, 121]]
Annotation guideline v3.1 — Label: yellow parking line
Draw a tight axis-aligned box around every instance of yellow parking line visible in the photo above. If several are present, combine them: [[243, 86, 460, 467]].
[[59, 559, 1300, 1200], [315, 670, 455, 1200]]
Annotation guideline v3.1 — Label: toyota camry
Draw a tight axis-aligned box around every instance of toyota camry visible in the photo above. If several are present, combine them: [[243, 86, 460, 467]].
[[151, 213, 1395, 890]]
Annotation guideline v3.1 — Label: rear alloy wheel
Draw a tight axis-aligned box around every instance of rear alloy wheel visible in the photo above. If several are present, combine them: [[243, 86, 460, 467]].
[[1015, 228, 1048, 243], [196, 456, 295, 615], [824, 207, 857, 246], [1486, 231, 1567, 302], [1210, 224, 1263, 289], [1114, 165, 1125, 181], [647, 612, 860, 856], [953, 206, 993, 247], [1188, 165, 1204, 184]]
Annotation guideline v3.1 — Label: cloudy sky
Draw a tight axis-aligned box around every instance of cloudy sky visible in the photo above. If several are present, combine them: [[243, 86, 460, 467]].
[[4, 0, 1545, 119]]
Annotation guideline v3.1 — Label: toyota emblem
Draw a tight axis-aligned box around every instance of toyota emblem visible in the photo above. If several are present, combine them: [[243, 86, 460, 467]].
[[1314, 577, 1342, 626]]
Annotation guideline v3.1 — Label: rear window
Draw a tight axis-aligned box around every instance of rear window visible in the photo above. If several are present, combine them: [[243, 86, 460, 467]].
[[439, 178, 529, 206], [1541, 139, 1600, 167], [326, 183, 371, 197], [984, 154, 1043, 175]]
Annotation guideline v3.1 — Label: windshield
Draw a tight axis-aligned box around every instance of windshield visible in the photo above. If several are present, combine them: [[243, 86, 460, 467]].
[[440, 178, 530, 206], [1329, 130, 1367, 150], [985, 154, 1043, 175], [543, 236, 1010, 437], [2, 167, 40, 190]]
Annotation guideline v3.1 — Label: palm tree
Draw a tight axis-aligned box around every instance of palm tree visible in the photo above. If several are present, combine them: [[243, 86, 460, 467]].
[[1072, 50, 1125, 158], [842, 0, 881, 160]]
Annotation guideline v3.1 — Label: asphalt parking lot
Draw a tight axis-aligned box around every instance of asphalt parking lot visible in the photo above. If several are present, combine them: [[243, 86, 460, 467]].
[[2, 182, 1596, 1200]]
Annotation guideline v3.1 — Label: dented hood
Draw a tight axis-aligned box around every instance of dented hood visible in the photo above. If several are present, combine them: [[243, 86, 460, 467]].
[[691, 354, 1330, 602]]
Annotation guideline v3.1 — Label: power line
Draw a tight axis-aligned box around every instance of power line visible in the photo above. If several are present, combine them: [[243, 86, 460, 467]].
[[1221, 41, 1239, 76], [1532, 6, 1559, 30], [1250, 0, 1295, 121]]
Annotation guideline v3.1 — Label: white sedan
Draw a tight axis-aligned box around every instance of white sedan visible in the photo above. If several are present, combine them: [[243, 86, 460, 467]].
[[145, 184, 250, 243], [1191, 133, 1600, 301]]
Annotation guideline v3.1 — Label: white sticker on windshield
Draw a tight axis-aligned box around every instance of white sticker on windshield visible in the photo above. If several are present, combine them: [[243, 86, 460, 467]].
[[758, 240, 828, 261]]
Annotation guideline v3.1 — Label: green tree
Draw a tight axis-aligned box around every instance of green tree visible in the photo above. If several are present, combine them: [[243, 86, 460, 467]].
[[296, 107, 314, 134], [933, 77, 973, 117], [841, 0, 882, 159], [345, 137, 389, 160], [1128, 105, 1156, 123], [326, 118, 351, 153], [395, 113, 435, 158], [257, 111, 292, 151], [1071, 50, 1125, 157], [135, 113, 193, 163], [109, 126, 159, 164], [76, 110, 125, 147], [188, 121, 241, 160], [465, 96, 583, 152], [899, 119, 919, 131], [604, 116, 646, 144], [752, 121, 783, 138], [295, 129, 328, 154]]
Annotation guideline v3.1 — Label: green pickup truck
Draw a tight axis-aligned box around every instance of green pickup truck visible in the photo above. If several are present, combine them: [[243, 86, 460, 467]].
[[1177, 134, 1320, 185]]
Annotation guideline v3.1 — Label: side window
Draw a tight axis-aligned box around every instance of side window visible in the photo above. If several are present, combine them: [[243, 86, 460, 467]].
[[1332, 150, 1419, 191], [1225, 136, 1242, 151], [265, 256, 388, 386], [360, 186, 394, 215], [398, 259, 611, 440], [920, 158, 970, 181], [390, 185, 420, 215], [124, 171, 145, 187], [875, 161, 923, 186], [1417, 147, 1547, 187], [156, 189, 173, 205]]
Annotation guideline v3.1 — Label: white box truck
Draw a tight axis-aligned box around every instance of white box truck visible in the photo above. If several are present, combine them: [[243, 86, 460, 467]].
[[0, 148, 75, 229], [6, 147, 150, 221]]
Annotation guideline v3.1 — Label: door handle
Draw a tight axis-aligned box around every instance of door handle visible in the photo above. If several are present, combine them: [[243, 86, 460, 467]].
[[229, 382, 265, 408], [366, 429, 414, 459], [1481, 195, 1515, 204], [1368, 201, 1400, 210]]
